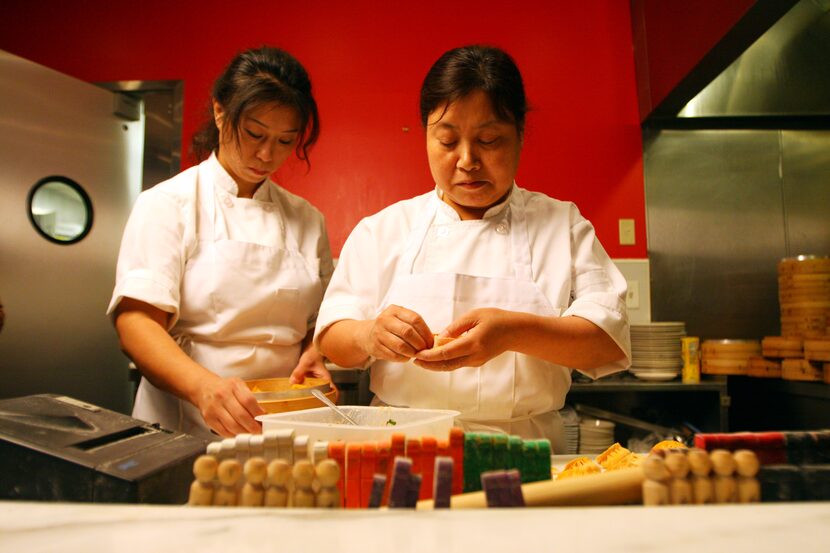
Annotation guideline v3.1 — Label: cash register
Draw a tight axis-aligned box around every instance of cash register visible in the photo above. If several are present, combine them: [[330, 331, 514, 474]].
[[0, 393, 206, 503]]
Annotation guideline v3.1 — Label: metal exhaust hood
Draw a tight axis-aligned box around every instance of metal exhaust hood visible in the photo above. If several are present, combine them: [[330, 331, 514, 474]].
[[648, 0, 830, 121], [680, 0, 830, 117]]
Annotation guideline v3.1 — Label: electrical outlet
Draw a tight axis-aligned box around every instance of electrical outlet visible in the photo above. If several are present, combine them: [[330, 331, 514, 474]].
[[626, 280, 640, 309], [619, 219, 635, 245]]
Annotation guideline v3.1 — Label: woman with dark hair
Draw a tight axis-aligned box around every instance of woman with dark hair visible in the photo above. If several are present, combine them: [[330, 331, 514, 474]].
[[316, 45, 630, 449], [109, 46, 333, 439]]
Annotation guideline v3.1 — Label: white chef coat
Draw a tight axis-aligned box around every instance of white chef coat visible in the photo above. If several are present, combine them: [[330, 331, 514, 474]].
[[315, 185, 631, 440], [108, 153, 333, 437]]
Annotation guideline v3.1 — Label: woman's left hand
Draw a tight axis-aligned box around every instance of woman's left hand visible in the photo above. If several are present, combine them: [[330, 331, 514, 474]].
[[289, 347, 332, 384], [413, 308, 514, 371]]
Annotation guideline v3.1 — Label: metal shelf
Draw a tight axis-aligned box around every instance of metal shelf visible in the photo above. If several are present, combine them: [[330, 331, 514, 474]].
[[568, 375, 730, 432], [570, 376, 727, 393], [727, 376, 830, 401]]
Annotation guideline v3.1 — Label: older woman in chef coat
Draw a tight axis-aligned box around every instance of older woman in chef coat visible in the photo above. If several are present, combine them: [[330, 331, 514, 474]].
[[109, 46, 333, 439], [315, 45, 631, 451]]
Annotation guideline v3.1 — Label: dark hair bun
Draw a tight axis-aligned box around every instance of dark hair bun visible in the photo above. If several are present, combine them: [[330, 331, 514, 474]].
[[420, 45, 526, 134], [192, 46, 320, 165]]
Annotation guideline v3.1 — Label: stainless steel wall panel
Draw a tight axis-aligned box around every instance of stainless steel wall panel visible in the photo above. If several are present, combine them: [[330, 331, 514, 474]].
[[644, 129, 786, 339], [781, 130, 830, 255]]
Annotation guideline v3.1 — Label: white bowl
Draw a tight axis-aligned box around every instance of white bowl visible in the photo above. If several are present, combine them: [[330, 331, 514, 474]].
[[257, 406, 460, 443]]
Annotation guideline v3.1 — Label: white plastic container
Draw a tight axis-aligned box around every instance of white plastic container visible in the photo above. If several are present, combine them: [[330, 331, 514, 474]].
[[257, 406, 460, 443]]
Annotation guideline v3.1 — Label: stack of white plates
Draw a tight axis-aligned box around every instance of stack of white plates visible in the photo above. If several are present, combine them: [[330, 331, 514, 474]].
[[578, 418, 615, 455], [559, 407, 580, 455], [563, 423, 579, 454], [630, 322, 686, 381]]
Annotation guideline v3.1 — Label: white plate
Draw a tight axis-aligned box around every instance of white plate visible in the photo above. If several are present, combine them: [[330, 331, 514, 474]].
[[579, 427, 614, 434], [632, 361, 681, 366], [579, 418, 615, 429], [631, 323, 685, 331], [631, 343, 683, 350], [631, 371, 679, 382], [630, 362, 683, 369]]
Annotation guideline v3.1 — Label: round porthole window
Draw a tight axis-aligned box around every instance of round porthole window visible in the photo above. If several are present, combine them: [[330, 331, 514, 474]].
[[27, 176, 93, 245]]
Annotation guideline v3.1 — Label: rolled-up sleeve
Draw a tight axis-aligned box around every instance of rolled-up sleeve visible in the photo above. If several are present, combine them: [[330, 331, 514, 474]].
[[313, 221, 380, 347], [106, 189, 187, 327], [562, 217, 632, 378]]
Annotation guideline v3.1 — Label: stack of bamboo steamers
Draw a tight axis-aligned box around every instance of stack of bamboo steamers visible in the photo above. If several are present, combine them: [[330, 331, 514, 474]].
[[701, 256, 830, 381], [753, 256, 830, 382]]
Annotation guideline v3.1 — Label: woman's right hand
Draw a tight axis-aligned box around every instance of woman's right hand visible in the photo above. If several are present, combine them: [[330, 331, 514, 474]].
[[194, 375, 265, 437], [360, 305, 434, 362]]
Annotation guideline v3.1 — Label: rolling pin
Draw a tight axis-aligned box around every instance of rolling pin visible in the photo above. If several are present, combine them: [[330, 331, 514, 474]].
[[416, 466, 643, 509]]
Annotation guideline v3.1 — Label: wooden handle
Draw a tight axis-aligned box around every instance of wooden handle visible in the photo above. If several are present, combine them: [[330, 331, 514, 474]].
[[416, 467, 644, 510]]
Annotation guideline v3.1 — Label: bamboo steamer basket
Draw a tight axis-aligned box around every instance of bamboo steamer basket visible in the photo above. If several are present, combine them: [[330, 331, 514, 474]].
[[780, 314, 828, 337], [761, 336, 802, 349], [701, 339, 760, 375], [747, 356, 782, 378], [780, 301, 830, 312], [761, 336, 803, 358], [777, 255, 830, 338], [781, 359, 824, 382], [778, 256, 830, 275], [778, 278, 830, 288], [701, 359, 751, 375], [245, 377, 338, 414], [778, 273, 830, 284], [804, 339, 830, 362], [701, 339, 761, 355], [779, 289, 830, 302]]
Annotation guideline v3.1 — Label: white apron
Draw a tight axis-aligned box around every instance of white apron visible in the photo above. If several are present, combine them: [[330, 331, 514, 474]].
[[132, 163, 322, 439], [371, 192, 568, 452]]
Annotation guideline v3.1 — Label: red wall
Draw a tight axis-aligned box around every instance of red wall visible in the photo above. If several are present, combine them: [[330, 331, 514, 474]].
[[1, 0, 647, 258]]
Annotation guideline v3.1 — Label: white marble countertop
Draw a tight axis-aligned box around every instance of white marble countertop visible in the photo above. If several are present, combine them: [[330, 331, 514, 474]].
[[2, 501, 830, 553]]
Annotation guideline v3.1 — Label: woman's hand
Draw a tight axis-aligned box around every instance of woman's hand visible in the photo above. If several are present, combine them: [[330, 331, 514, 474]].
[[194, 375, 265, 437], [413, 308, 514, 371], [289, 347, 332, 384], [359, 305, 434, 362]]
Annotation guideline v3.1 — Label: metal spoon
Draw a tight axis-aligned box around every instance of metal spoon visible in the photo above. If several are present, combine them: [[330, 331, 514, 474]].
[[310, 388, 359, 425]]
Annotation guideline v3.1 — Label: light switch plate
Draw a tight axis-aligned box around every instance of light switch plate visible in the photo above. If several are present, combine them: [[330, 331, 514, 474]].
[[619, 218, 635, 245], [626, 280, 640, 309]]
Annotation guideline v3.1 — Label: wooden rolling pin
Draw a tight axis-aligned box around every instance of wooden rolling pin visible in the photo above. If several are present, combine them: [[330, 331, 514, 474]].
[[416, 466, 643, 509]]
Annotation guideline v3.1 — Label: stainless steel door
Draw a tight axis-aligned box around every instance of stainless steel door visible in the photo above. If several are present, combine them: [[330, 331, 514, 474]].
[[0, 50, 142, 412]]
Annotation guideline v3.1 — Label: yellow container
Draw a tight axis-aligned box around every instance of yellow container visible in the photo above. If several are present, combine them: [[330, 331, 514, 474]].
[[682, 337, 700, 384]]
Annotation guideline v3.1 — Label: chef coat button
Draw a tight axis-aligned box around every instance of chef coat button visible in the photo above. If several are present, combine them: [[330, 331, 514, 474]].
[[436, 227, 449, 238], [263, 204, 273, 213], [495, 223, 509, 234], [223, 197, 233, 208]]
